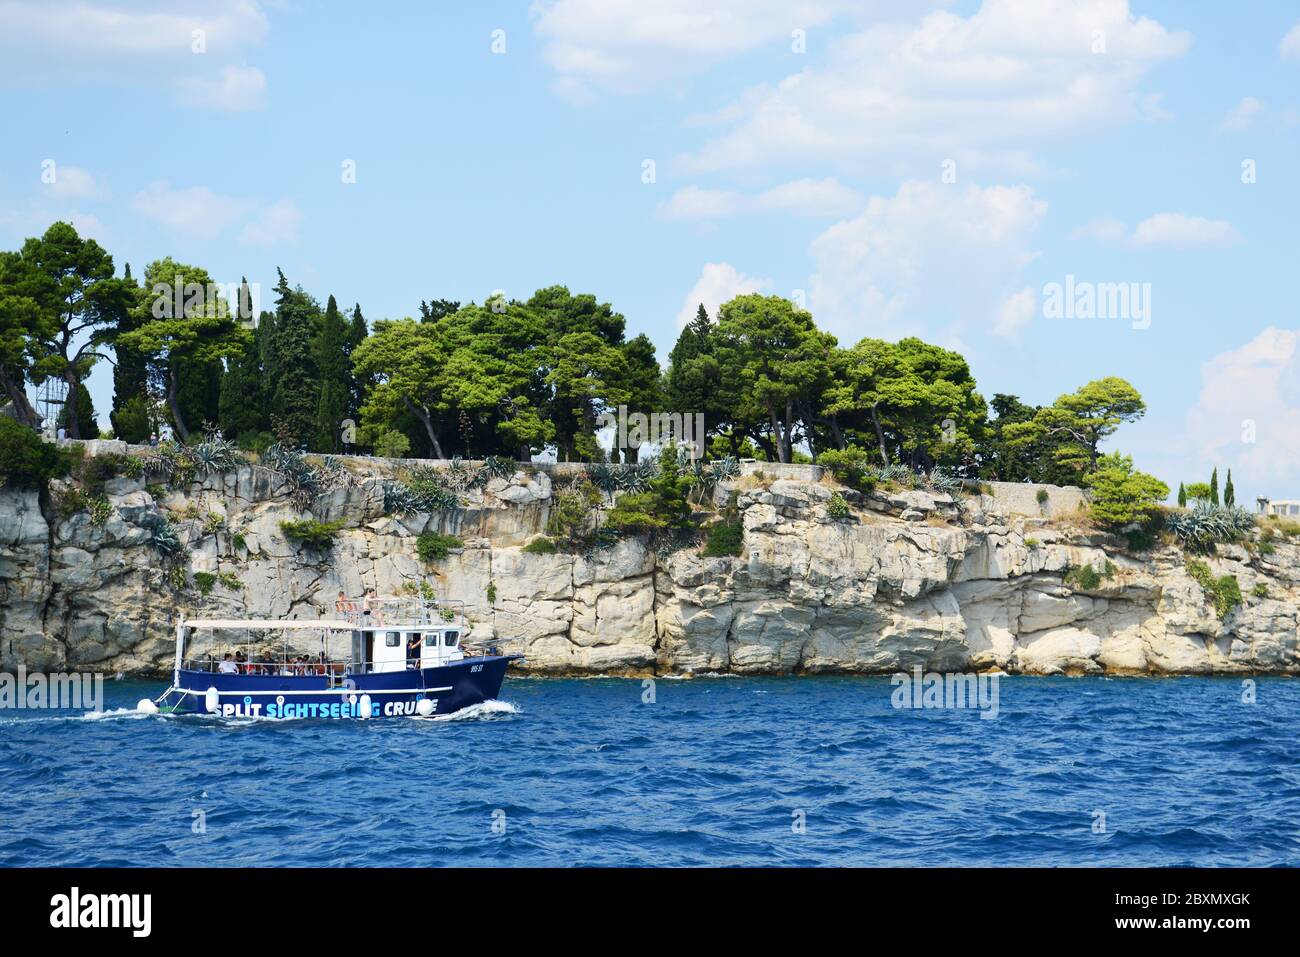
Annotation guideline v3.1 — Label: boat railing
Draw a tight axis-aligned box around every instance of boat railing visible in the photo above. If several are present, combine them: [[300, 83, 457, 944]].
[[333, 596, 465, 630], [184, 656, 353, 677]]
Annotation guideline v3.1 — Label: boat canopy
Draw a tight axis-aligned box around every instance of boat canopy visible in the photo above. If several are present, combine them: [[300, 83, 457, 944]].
[[184, 618, 354, 631]]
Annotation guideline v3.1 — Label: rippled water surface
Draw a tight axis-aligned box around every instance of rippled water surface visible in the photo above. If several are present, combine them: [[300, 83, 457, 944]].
[[1, 675, 1297, 866]]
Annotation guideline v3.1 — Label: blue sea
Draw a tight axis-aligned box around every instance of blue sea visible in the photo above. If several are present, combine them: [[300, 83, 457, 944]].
[[1, 674, 1296, 867]]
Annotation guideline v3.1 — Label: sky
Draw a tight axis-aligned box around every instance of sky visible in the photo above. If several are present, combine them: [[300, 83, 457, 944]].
[[1, 0, 1298, 505]]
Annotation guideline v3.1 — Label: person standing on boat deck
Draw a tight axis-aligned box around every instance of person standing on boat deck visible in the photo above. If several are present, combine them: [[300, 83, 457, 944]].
[[362, 588, 383, 626], [407, 633, 421, 669]]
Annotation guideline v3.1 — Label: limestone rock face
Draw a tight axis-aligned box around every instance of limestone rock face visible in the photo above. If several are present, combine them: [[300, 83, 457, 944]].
[[2, 469, 1298, 677]]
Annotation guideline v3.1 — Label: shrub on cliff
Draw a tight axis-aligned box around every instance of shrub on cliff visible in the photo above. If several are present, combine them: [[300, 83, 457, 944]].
[[607, 446, 694, 537], [1084, 452, 1168, 528], [817, 445, 876, 493], [546, 477, 601, 547], [280, 518, 346, 550], [416, 531, 463, 562], [1187, 560, 1242, 620], [0, 418, 69, 489], [701, 521, 743, 557], [522, 536, 558, 555]]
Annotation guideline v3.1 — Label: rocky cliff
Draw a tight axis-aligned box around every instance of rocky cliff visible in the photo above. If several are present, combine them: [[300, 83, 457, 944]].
[[1, 459, 1297, 677]]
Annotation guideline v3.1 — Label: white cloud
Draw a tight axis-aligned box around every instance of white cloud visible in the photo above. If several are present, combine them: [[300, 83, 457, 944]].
[[994, 287, 1037, 340], [1282, 20, 1300, 59], [675, 262, 771, 329], [658, 177, 861, 220], [680, 0, 1189, 174], [0, 1, 270, 109], [0, 0, 268, 59], [176, 64, 266, 111], [530, 0, 855, 100], [239, 198, 301, 245], [1131, 213, 1241, 247], [132, 182, 249, 239], [1177, 328, 1300, 500], [1218, 96, 1265, 132], [1071, 213, 1242, 247], [807, 179, 1046, 342], [42, 165, 102, 199]]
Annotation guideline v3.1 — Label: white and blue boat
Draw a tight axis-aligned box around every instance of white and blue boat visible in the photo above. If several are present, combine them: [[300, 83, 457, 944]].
[[140, 596, 521, 719]]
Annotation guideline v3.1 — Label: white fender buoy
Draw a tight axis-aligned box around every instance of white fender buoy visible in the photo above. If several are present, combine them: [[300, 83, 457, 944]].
[[358, 694, 372, 719], [205, 687, 220, 714], [136, 698, 159, 715], [415, 698, 434, 717]]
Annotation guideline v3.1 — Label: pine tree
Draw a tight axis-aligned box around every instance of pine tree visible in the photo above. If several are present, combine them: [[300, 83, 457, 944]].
[[268, 268, 320, 448], [313, 294, 350, 451], [1210, 467, 1219, 506], [1177, 482, 1187, 508], [1224, 469, 1234, 507]]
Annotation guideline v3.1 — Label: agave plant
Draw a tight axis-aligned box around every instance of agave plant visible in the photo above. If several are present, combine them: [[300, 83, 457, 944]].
[[587, 461, 621, 502], [1166, 503, 1257, 551], [618, 460, 659, 493], [481, 455, 516, 480], [925, 467, 964, 497], [149, 519, 182, 556], [190, 436, 242, 476]]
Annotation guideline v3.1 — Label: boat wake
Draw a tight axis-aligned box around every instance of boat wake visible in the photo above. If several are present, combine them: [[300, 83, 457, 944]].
[[419, 699, 520, 722]]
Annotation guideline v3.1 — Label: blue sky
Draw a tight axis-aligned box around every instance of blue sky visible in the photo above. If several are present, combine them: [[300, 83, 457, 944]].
[[2, 0, 1298, 504]]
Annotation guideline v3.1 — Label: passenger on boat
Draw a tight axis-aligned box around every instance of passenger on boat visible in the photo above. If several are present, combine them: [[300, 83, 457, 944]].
[[218, 653, 239, 675], [362, 588, 383, 626], [407, 633, 421, 669]]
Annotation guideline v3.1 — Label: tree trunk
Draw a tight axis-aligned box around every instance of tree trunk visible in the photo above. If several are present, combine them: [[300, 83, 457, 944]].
[[0, 367, 39, 429], [870, 404, 889, 466], [769, 408, 789, 463], [167, 365, 190, 443], [404, 397, 443, 458], [828, 415, 846, 451]]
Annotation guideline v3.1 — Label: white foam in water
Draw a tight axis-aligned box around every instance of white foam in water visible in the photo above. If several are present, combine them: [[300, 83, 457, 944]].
[[419, 699, 521, 722], [84, 707, 153, 721]]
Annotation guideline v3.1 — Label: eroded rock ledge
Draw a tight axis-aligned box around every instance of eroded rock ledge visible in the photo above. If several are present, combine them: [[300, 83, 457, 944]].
[[1, 465, 1296, 677]]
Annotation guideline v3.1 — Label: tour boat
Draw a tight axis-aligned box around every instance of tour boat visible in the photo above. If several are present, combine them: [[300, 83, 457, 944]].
[[139, 596, 521, 719]]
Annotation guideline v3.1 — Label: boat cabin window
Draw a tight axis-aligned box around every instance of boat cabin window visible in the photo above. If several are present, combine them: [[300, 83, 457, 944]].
[[423, 634, 438, 647], [385, 632, 401, 647], [445, 630, 459, 647]]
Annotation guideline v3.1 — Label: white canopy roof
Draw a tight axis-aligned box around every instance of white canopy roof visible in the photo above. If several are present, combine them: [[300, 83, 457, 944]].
[[184, 618, 354, 631]]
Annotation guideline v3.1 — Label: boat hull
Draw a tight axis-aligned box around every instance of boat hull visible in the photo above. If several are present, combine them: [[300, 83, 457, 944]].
[[158, 655, 519, 719]]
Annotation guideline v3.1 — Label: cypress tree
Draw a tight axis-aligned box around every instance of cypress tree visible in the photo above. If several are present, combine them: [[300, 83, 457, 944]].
[[1210, 467, 1219, 506], [1224, 469, 1234, 507], [268, 268, 319, 448], [313, 294, 349, 452], [219, 323, 266, 442], [1177, 482, 1187, 508], [110, 262, 149, 440], [346, 303, 368, 422]]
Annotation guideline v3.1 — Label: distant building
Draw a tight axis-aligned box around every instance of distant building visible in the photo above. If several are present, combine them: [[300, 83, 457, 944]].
[[1257, 497, 1300, 517]]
